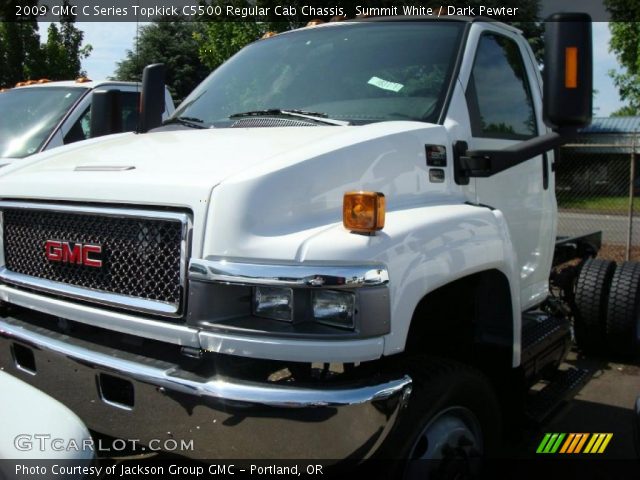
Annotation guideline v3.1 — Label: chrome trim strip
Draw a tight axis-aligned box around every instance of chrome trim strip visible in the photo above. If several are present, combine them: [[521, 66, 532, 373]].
[[0, 269, 178, 315], [189, 258, 389, 289], [0, 284, 200, 347], [0, 201, 189, 222], [0, 318, 411, 408], [0, 283, 386, 362], [198, 330, 385, 362], [74, 165, 136, 172], [0, 201, 191, 317]]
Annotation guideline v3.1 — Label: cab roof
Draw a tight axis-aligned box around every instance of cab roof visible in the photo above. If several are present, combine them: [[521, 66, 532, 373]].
[[282, 16, 522, 36], [13, 80, 140, 90]]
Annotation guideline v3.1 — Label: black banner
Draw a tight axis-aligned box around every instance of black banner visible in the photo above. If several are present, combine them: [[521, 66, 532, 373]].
[[0, 0, 626, 23]]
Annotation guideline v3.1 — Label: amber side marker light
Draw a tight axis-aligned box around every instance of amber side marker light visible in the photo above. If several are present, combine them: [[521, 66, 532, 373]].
[[565, 47, 578, 89], [343, 191, 385, 233]]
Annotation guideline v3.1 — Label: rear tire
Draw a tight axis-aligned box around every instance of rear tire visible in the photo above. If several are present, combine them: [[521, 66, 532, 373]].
[[378, 357, 501, 479], [606, 261, 640, 357], [573, 258, 616, 354]]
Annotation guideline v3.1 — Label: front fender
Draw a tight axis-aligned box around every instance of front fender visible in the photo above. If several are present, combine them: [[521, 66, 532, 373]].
[[299, 203, 522, 366]]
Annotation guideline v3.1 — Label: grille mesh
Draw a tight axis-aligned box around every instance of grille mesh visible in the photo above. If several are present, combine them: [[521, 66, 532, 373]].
[[2, 208, 184, 309]]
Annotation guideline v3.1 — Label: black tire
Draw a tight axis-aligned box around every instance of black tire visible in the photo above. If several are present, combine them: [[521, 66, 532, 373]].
[[574, 258, 616, 354], [377, 357, 501, 479], [606, 261, 640, 357]]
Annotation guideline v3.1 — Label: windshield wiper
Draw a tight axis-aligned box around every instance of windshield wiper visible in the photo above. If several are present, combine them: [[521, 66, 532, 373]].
[[164, 116, 208, 129], [229, 109, 349, 126]]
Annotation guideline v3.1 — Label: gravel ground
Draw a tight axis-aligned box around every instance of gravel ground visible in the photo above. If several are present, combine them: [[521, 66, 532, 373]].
[[599, 244, 640, 263]]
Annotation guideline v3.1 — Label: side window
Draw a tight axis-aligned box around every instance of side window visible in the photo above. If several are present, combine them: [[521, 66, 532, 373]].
[[63, 107, 91, 144], [120, 92, 140, 132], [466, 33, 537, 140], [64, 91, 140, 145]]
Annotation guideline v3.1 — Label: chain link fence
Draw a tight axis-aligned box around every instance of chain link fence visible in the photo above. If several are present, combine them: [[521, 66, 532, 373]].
[[556, 132, 639, 262]]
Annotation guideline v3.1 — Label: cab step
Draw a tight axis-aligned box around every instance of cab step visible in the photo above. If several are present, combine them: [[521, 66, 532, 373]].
[[524, 367, 591, 423], [521, 311, 571, 379]]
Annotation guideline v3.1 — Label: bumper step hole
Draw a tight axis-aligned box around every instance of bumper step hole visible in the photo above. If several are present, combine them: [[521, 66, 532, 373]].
[[98, 373, 135, 410], [12, 343, 36, 375]]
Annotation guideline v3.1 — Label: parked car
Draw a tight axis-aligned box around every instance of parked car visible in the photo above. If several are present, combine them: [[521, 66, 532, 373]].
[[0, 371, 93, 466], [0, 79, 175, 167]]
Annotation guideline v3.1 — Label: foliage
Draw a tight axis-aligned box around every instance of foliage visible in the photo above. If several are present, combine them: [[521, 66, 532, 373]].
[[605, 0, 640, 113], [113, 20, 209, 102], [0, 1, 91, 88], [610, 104, 639, 117], [195, 21, 264, 71]]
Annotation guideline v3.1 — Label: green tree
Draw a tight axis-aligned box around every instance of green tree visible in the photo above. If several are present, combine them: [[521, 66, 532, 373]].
[[605, 0, 640, 113], [114, 20, 209, 102], [0, 20, 44, 86], [0, 1, 91, 87], [195, 21, 264, 70], [611, 105, 639, 117], [57, 3, 92, 78]]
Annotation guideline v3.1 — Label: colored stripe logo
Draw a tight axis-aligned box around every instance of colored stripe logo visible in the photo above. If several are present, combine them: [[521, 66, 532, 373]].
[[536, 433, 613, 454]]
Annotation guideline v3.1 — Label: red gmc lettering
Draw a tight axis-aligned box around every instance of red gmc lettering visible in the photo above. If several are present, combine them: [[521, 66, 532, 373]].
[[44, 240, 102, 268], [63, 242, 82, 264], [81, 245, 103, 268], [45, 240, 63, 262]]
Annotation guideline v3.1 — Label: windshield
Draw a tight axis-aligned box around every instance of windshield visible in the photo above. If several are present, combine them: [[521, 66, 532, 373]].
[[173, 22, 464, 127], [0, 87, 87, 159]]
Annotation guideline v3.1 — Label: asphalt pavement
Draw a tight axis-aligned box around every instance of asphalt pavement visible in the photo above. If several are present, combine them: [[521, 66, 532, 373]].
[[517, 348, 640, 459], [558, 210, 640, 245]]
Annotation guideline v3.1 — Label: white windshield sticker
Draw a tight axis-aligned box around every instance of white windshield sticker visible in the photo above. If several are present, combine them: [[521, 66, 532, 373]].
[[367, 76, 404, 92]]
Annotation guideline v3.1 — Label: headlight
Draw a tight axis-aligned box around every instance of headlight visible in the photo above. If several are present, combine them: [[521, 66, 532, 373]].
[[312, 290, 355, 329], [253, 286, 293, 322]]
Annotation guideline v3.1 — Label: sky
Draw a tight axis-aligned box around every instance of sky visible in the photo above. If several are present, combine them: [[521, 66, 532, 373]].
[[40, 20, 625, 117]]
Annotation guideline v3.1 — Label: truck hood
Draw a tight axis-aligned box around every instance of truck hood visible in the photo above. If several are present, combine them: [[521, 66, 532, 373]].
[[0, 128, 351, 206], [0, 122, 445, 207], [0, 122, 455, 257], [0, 158, 18, 168]]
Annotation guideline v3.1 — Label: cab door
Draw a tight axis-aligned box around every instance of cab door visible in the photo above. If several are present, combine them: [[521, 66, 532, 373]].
[[460, 27, 555, 309]]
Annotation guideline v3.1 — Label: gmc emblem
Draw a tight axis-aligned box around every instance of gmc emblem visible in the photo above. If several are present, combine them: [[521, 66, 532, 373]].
[[45, 240, 103, 268]]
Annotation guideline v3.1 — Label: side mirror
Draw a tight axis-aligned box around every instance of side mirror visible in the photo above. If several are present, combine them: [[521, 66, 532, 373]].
[[90, 89, 122, 138], [543, 13, 593, 130], [139, 63, 166, 133]]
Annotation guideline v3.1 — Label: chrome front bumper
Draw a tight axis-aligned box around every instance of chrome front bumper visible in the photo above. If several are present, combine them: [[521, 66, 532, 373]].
[[0, 317, 411, 460]]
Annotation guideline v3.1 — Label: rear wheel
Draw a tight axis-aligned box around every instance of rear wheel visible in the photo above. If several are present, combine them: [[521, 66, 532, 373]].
[[378, 357, 501, 479], [606, 261, 640, 357], [573, 258, 616, 354]]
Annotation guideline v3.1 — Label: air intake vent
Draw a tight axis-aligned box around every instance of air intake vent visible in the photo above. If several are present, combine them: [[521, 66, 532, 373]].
[[231, 117, 318, 128]]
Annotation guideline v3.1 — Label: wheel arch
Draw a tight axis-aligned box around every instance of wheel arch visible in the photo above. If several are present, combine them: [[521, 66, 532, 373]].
[[403, 269, 515, 372]]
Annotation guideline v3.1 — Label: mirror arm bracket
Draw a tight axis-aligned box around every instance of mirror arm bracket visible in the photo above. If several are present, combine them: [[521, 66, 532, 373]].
[[459, 129, 578, 178]]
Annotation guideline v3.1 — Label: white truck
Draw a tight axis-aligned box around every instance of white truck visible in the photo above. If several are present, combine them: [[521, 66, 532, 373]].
[[0, 14, 635, 473], [0, 79, 175, 166]]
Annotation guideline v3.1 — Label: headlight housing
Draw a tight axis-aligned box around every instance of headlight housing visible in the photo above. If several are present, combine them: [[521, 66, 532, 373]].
[[312, 290, 355, 329], [252, 287, 356, 330], [253, 286, 293, 322]]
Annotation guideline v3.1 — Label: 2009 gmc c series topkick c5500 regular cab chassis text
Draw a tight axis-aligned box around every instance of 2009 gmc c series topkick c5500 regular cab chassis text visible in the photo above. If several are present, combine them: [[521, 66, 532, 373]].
[[2, 14, 635, 474]]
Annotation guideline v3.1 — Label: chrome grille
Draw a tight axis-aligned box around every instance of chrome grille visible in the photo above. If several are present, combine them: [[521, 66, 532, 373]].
[[1, 204, 187, 316]]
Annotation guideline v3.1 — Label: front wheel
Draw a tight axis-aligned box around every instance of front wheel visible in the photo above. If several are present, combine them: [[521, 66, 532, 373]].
[[377, 357, 501, 479]]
